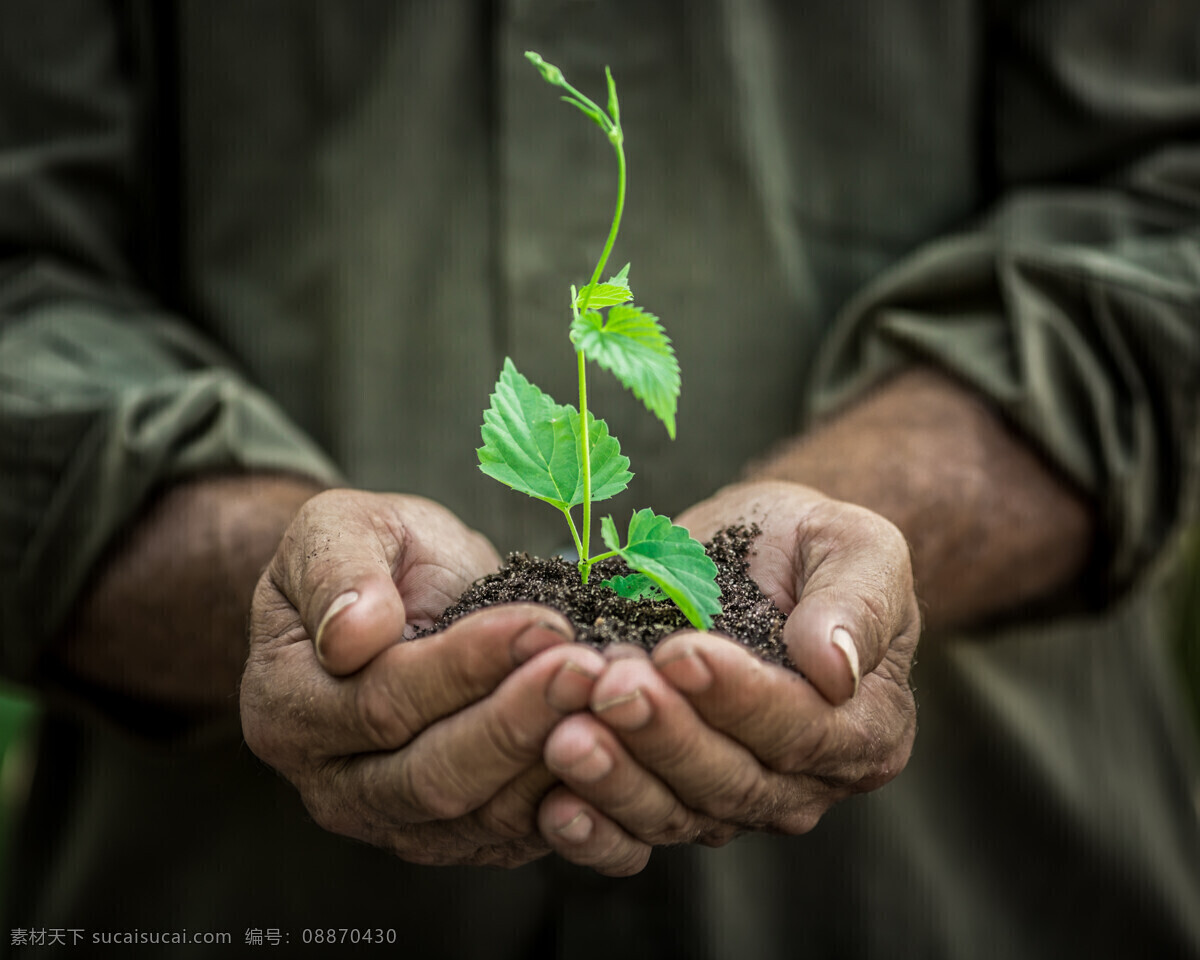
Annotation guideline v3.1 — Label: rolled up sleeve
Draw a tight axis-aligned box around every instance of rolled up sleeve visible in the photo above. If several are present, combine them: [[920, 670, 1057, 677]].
[[808, 2, 1200, 603], [0, 0, 340, 685]]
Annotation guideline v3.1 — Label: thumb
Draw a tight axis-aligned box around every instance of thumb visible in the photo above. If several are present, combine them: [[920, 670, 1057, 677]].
[[784, 503, 917, 705], [268, 489, 408, 676]]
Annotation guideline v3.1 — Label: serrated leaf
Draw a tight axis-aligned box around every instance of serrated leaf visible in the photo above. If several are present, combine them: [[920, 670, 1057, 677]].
[[601, 573, 666, 602], [478, 359, 631, 509], [569, 412, 633, 504], [575, 282, 633, 310], [601, 509, 722, 630], [571, 304, 680, 439], [477, 359, 574, 507], [575, 266, 632, 311]]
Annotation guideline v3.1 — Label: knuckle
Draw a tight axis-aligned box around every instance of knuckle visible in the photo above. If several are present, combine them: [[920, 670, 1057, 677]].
[[643, 736, 695, 773], [762, 781, 838, 836], [354, 672, 418, 751], [774, 717, 830, 774], [709, 655, 774, 731], [640, 801, 701, 846], [404, 759, 475, 822], [697, 823, 740, 848], [856, 592, 892, 659], [464, 839, 549, 870], [475, 796, 535, 841], [480, 705, 543, 767], [636, 717, 706, 773], [696, 765, 772, 823]]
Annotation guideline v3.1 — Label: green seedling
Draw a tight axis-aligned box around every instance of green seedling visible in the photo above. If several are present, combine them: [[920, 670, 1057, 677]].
[[477, 52, 721, 630]]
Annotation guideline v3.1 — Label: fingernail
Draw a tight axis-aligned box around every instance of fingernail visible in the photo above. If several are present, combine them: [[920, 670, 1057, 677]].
[[513, 619, 573, 664], [546, 660, 601, 713], [315, 591, 358, 657], [593, 688, 652, 731], [830, 626, 860, 698], [656, 646, 714, 694], [556, 811, 594, 844]]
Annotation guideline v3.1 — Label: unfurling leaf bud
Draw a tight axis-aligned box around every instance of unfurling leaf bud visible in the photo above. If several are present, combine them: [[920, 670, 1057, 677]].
[[524, 51, 563, 87]]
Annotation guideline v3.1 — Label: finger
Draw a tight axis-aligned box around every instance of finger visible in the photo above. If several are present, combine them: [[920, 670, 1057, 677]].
[[266, 489, 410, 675], [538, 786, 651, 877], [653, 631, 830, 773], [584, 654, 823, 833], [544, 712, 724, 843], [473, 762, 559, 840], [343, 639, 607, 824], [783, 500, 917, 704], [654, 632, 915, 788], [242, 604, 575, 767]]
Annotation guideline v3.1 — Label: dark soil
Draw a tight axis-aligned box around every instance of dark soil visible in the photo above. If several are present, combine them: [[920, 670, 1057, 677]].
[[415, 525, 791, 667]]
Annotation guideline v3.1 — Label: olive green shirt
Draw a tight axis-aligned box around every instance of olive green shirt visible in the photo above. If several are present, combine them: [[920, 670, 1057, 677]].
[[1, 1, 1198, 956]]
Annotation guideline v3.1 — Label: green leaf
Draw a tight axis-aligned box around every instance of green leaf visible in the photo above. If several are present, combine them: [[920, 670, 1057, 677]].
[[478, 359, 631, 509], [575, 282, 633, 310], [600, 515, 622, 552], [605, 66, 620, 127], [571, 304, 680, 439], [574, 265, 632, 310], [526, 51, 613, 135], [477, 359, 577, 508], [570, 412, 633, 504], [601, 509, 722, 630], [560, 95, 605, 129], [601, 573, 666, 602]]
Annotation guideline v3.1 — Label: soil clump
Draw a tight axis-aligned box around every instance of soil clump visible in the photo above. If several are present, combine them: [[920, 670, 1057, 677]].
[[416, 525, 790, 667]]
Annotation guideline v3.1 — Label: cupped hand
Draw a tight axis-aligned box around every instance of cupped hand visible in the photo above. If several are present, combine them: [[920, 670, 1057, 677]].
[[240, 489, 607, 867], [538, 481, 920, 874]]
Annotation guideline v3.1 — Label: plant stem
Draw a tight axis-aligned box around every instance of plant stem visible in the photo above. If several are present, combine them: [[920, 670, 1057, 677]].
[[576, 130, 626, 584], [582, 134, 627, 304], [577, 347, 593, 581], [560, 506, 584, 565]]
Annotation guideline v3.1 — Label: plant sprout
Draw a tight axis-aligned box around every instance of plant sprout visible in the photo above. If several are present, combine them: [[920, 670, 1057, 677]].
[[476, 52, 721, 630]]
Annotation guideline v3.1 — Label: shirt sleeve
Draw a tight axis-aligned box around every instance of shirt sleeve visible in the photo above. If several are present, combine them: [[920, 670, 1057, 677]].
[[0, 0, 342, 686], [807, 0, 1200, 605]]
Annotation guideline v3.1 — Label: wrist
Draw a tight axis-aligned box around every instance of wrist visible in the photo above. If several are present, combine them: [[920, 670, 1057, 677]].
[[748, 369, 1094, 630], [55, 473, 323, 715]]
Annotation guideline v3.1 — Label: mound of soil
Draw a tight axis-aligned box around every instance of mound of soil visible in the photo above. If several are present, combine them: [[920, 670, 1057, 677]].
[[416, 525, 791, 667]]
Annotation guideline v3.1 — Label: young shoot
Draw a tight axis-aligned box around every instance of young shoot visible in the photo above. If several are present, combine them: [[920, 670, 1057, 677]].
[[476, 52, 721, 630]]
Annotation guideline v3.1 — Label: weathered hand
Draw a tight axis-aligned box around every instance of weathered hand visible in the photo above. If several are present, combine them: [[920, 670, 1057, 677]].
[[240, 489, 607, 867], [538, 481, 920, 874]]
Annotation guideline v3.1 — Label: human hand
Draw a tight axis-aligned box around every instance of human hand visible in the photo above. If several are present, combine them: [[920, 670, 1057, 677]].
[[240, 489, 607, 867], [537, 481, 920, 874]]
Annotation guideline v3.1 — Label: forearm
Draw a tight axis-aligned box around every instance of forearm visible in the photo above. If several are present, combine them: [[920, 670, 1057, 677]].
[[752, 367, 1095, 631], [54, 473, 323, 715]]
